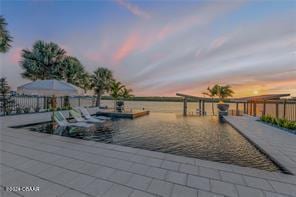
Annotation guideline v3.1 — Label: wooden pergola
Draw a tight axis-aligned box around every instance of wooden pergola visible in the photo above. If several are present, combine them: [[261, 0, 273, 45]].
[[176, 93, 291, 117]]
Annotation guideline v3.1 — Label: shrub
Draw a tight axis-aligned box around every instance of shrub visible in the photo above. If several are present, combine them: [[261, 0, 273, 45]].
[[16, 106, 22, 114], [23, 107, 31, 113], [34, 107, 40, 112], [260, 115, 296, 132]]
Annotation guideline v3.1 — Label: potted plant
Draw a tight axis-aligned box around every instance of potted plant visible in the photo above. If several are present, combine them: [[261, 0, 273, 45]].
[[204, 84, 234, 114], [215, 85, 233, 112]]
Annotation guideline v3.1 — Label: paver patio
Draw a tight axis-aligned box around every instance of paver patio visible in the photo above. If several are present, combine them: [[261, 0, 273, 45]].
[[0, 111, 295, 197]]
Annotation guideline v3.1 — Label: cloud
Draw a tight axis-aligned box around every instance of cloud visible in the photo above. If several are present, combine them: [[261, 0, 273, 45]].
[[116, 0, 151, 19], [112, 32, 140, 64]]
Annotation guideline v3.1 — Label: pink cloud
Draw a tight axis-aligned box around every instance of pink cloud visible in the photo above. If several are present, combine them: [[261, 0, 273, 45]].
[[116, 0, 151, 19], [210, 36, 228, 49], [113, 32, 139, 64]]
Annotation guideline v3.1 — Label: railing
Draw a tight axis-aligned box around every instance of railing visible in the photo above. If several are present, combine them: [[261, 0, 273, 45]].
[[244, 100, 296, 121], [184, 100, 296, 121], [0, 95, 97, 116]]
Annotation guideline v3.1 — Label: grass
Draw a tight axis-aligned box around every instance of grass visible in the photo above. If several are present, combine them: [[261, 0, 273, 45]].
[[260, 115, 296, 133]]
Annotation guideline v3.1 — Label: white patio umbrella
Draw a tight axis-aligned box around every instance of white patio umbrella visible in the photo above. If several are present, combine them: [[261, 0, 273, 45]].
[[17, 79, 83, 121]]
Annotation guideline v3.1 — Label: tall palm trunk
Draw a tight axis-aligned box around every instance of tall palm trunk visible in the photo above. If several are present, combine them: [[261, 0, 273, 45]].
[[96, 93, 101, 107], [212, 98, 214, 115]]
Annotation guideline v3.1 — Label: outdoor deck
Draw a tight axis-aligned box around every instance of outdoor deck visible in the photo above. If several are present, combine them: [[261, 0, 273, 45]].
[[96, 110, 150, 119], [1, 112, 296, 197]]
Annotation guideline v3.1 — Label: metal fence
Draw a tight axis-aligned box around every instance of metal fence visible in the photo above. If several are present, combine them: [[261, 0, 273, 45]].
[[244, 100, 296, 121], [0, 95, 97, 115]]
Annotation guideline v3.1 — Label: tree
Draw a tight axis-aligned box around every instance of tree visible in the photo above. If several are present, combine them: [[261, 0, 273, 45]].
[[203, 84, 234, 114], [203, 86, 217, 115], [79, 72, 91, 94], [0, 16, 13, 53], [91, 67, 113, 107], [62, 56, 85, 86], [110, 81, 125, 111], [121, 87, 133, 99], [20, 40, 66, 80], [110, 81, 125, 99], [217, 85, 234, 101], [0, 78, 14, 115]]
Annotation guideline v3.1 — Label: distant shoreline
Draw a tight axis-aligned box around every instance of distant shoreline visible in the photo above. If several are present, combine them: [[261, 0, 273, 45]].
[[101, 96, 184, 102]]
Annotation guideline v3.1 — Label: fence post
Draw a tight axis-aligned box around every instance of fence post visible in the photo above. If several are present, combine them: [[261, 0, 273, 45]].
[[36, 96, 40, 110], [283, 100, 286, 119], [78, 97, 81, 107], [263, 101, 266, 116], [275, 103, 279, 118]]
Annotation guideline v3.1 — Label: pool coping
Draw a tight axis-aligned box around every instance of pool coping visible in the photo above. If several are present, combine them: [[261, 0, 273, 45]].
[[224, 116, 292, 174], [224, 115, 296, 175]]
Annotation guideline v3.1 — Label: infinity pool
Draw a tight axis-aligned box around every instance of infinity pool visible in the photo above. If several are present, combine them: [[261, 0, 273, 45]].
[[22, 112, 280, 171]]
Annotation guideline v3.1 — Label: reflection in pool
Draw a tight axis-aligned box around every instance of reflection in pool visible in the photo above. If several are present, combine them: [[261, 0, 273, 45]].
[[24, 112, 280, 172]]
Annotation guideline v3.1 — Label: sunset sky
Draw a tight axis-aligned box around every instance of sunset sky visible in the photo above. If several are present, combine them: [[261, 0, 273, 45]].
[[1, 0, 296, 97]]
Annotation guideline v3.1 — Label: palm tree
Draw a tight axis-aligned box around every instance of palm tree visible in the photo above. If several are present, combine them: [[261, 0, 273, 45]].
[[79, 72, 91, 94], [0, 16, 13, 53], [121, 87, 133, 99], [203, 86, 217, 115], [91, 67, 113, 107], [62, 56, 85, 86], [217, 85, 234, 101], [110, 81, 125, 110], [20, 40, 66, 80]]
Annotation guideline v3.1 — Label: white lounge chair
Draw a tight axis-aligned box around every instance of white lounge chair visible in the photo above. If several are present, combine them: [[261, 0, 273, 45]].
[[69, 109, 104, 123], [76, 107, 111, 121], [54, 111, 93, 128]]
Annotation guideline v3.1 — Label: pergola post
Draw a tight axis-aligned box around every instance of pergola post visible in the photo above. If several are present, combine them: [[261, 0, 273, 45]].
[[236, 102, 239, 116], [202, 100, 205, 115], [250, 101, 253, 116], [183, 98, 187, 116], [199, 100, 202, 116], [253, 101, 257, 117], [246, 102, 249, 115]]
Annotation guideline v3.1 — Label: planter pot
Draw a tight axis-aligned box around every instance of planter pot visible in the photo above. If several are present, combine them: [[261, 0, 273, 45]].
[[116, 100, 124, 112], [217, 103, 229, 112]]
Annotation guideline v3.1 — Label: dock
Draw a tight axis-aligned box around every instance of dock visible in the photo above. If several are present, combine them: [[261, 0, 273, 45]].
[[96, 110, 150, 119]]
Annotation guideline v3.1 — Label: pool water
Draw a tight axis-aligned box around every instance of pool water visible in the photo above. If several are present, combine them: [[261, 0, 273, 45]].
[[24, 112, 280, 171]]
